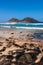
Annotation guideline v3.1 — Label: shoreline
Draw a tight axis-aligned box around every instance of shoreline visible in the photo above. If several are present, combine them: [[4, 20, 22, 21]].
[[0, 27, 43, 30]]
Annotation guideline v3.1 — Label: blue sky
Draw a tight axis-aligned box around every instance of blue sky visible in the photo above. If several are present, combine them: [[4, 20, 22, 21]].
[[0, 0, 43, 22]]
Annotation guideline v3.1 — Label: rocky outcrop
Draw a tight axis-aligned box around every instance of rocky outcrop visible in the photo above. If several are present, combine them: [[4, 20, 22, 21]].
[[0, 36, 43, 65]]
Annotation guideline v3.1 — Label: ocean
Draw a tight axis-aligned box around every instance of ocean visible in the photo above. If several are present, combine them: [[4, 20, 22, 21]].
[[0, 22, 43, 29]]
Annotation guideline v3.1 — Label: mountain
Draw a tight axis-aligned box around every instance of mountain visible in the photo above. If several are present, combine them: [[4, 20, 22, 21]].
[[8, 17, 39, 23], [9, 18, 19, 22], [21, 17, 39, 22]]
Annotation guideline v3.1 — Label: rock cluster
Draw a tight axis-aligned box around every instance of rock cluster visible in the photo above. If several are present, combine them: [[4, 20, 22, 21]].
[[0, 36, 43, 65]]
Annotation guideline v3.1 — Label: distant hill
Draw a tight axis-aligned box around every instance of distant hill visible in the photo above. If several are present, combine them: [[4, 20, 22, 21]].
[[8, 17, 39, 23], [9, 18, 19, 22], [21, 17, 39, 22]]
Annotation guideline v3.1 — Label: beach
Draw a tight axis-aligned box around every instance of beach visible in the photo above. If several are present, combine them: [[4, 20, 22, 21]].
[[0, 28, 43, 65]]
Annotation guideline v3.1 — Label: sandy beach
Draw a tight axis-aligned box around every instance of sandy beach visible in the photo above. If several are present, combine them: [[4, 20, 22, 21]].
[[0, 28, 43, 65]]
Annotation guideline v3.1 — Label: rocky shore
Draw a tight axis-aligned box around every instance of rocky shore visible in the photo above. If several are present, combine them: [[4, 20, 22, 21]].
[[0, 28, 43, 65]]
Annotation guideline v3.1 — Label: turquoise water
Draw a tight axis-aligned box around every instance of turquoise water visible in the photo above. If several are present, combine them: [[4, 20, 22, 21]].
[[0, 22, 43, 29]]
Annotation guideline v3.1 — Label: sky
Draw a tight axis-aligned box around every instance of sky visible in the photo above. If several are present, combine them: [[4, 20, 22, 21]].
[[0, 0, 43, 22]]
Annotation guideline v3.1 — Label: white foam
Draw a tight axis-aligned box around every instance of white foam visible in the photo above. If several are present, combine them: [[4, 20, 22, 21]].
[[1, 26, 10, 28], [16, 27, 43, 29], [0, 22, 17, 24]]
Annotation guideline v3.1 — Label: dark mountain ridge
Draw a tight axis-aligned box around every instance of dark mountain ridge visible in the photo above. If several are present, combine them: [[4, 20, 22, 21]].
[[8, 17, 40, 23]]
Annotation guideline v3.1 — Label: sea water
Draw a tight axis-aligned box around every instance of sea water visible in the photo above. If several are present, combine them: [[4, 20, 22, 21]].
[[0, 22, 43, 29]]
